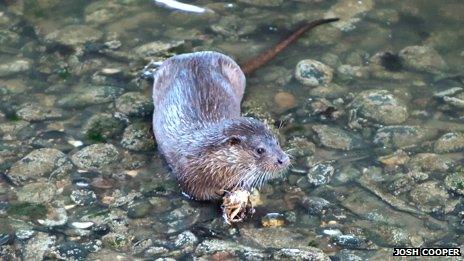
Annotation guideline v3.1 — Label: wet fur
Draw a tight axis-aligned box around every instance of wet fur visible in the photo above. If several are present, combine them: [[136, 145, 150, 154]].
[[152, 52, 288, 200]]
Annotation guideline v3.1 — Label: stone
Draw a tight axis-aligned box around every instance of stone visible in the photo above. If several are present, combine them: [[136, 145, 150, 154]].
[[399, 45, 448, 74], [58, 86, 123, 108], [295, 59, 333, 87], [16, 103, 63, 121], [16, 182, 58, 204], [115, 92, 153, 118], [312, 124, 365, 150], [7, 148, 72, 185], [434, 132, 464, 153], [71, 143, 120, 171], [120, 122, 155, 151], [349, 90, 408, 125], [409, 181, 458, 214], [81, 113, 125, 142], [274, 91, 296, 109], [0, 59, 31, 77], [373, 126, 431, 149], [45, 25, 103, 47]]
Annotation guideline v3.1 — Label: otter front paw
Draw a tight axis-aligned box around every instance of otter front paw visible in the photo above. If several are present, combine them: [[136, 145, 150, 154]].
[[221, 190, 253, 224]]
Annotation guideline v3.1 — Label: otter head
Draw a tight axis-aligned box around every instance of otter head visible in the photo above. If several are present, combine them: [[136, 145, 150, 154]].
[[213, 117, 290, 190]]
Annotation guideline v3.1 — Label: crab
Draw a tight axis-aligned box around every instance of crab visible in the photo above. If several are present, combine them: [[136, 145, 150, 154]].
[[221, 190, 254, 224]]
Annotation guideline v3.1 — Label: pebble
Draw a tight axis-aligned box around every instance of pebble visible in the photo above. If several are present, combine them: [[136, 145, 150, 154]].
[[71, 143, 120, 172], [274, 91, 296, 109], [115, 92, 154, 118], [307, 162, 335, 186], [261, 213, 285, 227], [399, 45, 448, 73], [7, 148, 72, 185], [349, 90, 408, 125], [295, 59, 333, 87], [312, 124, 365, 150], [120, 122, 155, 151], [434, 132, 464, 153], [0, 59, 31, 77], [45, 25, 103, 47]]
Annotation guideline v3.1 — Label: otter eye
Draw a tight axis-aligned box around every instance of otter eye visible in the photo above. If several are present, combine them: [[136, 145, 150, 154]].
[[229, 137, 241, 145], [256, 148, 265, 155]]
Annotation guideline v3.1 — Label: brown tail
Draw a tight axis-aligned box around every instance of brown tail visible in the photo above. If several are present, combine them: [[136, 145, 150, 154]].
[[241, 18, 339, 75]]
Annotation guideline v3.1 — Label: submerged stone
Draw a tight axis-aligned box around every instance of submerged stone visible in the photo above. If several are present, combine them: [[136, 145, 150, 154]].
[[295, 59, 333, 87], [115, 92, 153, 118], [81, 113, 125, 142], [349, 90, 408, 125], [120, 122, 155, 151], [58, 86, 123, 108], [434, 132, 464, 153], [312, 124, 365, 150], [399, 45, 448, 74], [71, 143, 120, 171], [7, 148, 72, 185]]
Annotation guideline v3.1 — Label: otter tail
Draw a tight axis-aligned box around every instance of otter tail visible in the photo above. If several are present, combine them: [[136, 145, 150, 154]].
[[241, 18, 339, 75]]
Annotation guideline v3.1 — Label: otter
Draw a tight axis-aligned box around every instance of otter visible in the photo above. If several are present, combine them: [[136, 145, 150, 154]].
[[152, 18, 338, 201]]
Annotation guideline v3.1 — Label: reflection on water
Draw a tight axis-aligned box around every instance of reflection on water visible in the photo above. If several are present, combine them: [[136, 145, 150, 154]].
[[0, 0, 463, 259]]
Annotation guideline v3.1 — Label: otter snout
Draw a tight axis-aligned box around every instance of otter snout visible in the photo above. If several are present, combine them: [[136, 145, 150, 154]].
[[276, 152, 290, 167]]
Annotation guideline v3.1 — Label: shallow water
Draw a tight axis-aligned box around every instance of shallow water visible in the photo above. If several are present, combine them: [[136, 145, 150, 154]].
[[1, 0, 464, 260]]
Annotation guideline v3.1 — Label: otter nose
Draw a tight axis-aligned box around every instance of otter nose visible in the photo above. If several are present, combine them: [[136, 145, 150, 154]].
[[277, 154, 290, 166]]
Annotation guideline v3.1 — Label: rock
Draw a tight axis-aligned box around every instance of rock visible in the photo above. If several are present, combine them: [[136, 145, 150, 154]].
[[312, 124, 365, 150], [373, 126, 432, 149], [58, 85, 123, 108], [70, 189, 97, 206], [399, 45, 448, 74], [240, 227, 328, 259], [195, 239, 266, 259], [211, 15, 257, 38], [274, 91, 296, 110], [408, 153, 453, 172], [84, 1, 123, 25], [16, 181, 58, 204], [237, 0, 283, 7], [81, 113, 125, 141], [309, 84, 348, 99], [135, 41, 184, 57], [127, 201, 151, 219], [285, 137, 316, 158], [120, 122, 155, 151], [162, 202, 200, 233], [115, 92, 153, 118], [56, 241, 89, 260], [273, 248, 330, 260], [300, 196, 332, 215], [434, 132, 464, 153], [324, 0, 374, 31], [307, 162, 335, 186], [7, 148, 72, 185], [102, 233, 130, 252], [378, 150, 410, 170], [336, 64, 369, 80], [348, 90, 408, 125], [409, 181, 458, 214], [173, 230, 198, 253], [16, 103, 63, 121], [261, 213, 285, 227], [0, 59, 31, 77], [71, 143, 120, 171], [45, 25, 103, 47], [295, 59, 333, 87], [445, 171, 464, 195], [37, 205, 68, 227], [24, 232, 56, 261]]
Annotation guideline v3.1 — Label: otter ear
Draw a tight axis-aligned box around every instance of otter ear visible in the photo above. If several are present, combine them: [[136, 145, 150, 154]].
[[228, 136, 241, 146]]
